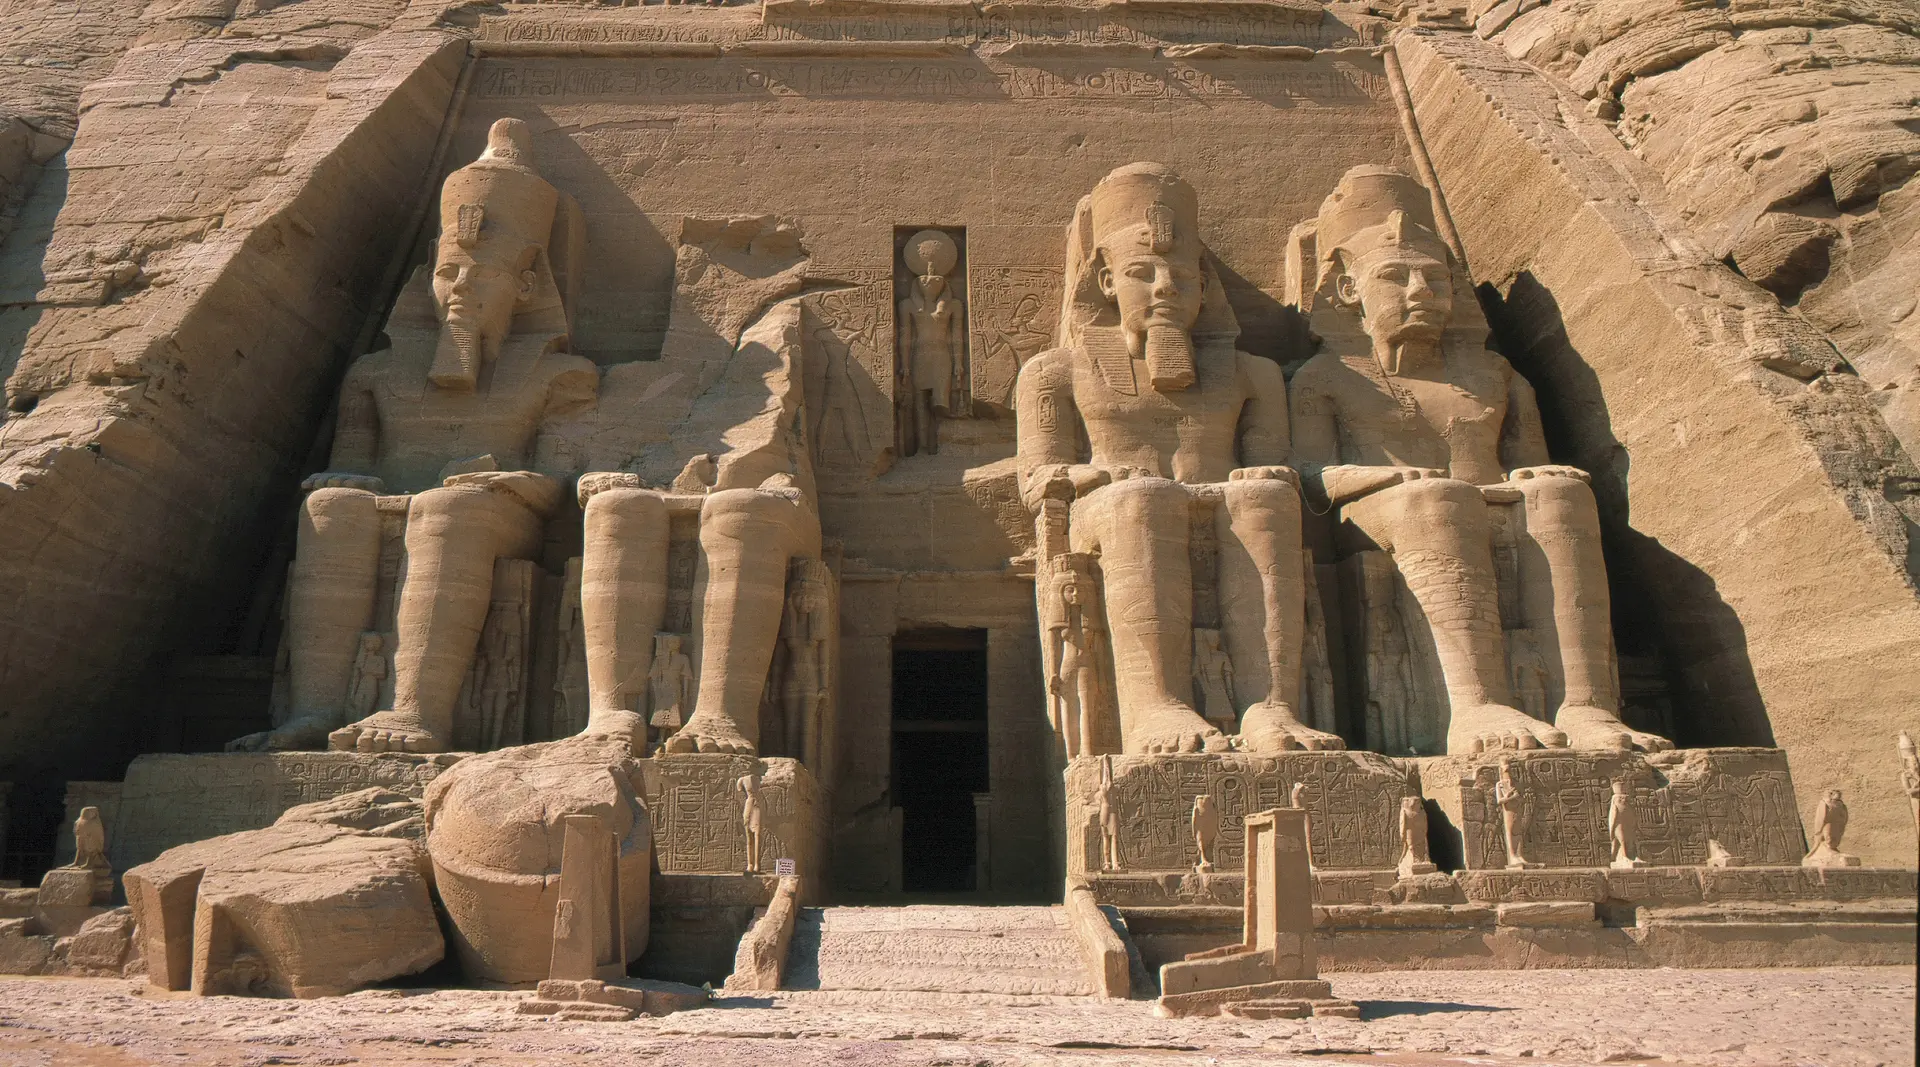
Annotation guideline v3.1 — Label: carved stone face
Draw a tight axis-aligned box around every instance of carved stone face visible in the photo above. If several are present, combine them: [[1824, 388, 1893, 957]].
[[918, 270, 947, 300], [1098, 248, 1203, 338], [434, 251, 535, 342], [1338, 246, 1454, 346]]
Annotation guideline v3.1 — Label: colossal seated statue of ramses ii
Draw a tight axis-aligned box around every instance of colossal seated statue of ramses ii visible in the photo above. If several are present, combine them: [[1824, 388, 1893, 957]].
[[1287, 166, 1671, 755], [1016, 163, 1339, 756], [231, 118, 599, 754]]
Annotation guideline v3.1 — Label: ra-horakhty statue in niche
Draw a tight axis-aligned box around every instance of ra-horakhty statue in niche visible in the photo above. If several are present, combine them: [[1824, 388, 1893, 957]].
[[1288, 165, 1670, 755], [1016, 162, 1339, 755], [231, 118, 598, 753]]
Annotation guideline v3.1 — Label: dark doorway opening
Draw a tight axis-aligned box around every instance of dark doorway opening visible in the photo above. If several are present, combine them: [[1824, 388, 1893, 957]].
[[891, 629, 989, 894]]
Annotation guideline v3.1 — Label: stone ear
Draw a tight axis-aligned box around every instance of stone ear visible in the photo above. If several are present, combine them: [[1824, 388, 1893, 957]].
[[1333, 268, 1359, 309], [518, 269, 537, 301], [1095, 255, 1116, 302]]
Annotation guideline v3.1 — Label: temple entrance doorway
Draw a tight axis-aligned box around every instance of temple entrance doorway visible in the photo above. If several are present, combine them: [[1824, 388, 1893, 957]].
[[891, 629, 990, 895]]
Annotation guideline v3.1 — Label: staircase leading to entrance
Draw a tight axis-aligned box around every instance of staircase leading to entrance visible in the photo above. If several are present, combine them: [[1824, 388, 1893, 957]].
[[783, 906, 1097, 996]]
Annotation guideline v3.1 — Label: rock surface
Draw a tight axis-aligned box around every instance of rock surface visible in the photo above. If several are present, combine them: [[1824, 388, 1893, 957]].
[[784, 906, 1097, 997], [123, 787, 442, 997], [0, 967, 1909, 1067]]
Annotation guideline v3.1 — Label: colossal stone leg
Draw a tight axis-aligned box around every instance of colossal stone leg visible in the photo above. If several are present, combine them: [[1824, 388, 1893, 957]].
[[1071, 478, 1226, 754], [1217, 474, 1340, 752], [331, 485, 543, 753], [236, 487, 381, 751], [1512, 473, 1671, 752], [1344, 478, 1567, 754], [580, 487, 671, 750], [666, 487, 819, 755]]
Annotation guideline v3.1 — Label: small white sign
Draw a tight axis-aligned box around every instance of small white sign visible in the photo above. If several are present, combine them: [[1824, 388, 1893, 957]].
[[774, 858, 796, 877]]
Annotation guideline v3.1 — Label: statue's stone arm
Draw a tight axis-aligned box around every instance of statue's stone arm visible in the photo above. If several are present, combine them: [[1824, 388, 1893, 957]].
[[1496, 363, 1588, 484], [530, 357, 600, 478], [1015, 346, 1107, 509], [1233, 351, 1291, 470], [1286, 360, 1440, 508], [302, 357, 384, 493]]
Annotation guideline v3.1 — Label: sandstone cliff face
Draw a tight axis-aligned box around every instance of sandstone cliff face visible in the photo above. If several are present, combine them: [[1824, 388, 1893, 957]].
[[1398, 23, 1920, 865], [1475, 0, 1920, 468], [0, 0, 466, 783]]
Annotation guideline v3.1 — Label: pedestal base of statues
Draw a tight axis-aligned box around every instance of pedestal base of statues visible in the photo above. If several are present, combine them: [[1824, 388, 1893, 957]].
[[1156, 977, 1358, 1019], [109, 751, 453, 871]]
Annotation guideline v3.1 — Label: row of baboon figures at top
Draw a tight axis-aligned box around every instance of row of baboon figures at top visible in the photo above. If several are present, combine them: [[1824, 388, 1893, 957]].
[[229, 117, 1674, 765]]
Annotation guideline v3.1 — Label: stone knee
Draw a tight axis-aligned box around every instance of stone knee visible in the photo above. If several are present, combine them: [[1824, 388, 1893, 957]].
[[584, 486, 669, 547], [1070, 476, 1188, 551], [700, 486, 818, 559], [1220, 473, 1303, 534], [302, 486, 380, 537], [1511, 473, 1601, 538], [409, 484, 542, 560], [1370, 476, 1491, 545]]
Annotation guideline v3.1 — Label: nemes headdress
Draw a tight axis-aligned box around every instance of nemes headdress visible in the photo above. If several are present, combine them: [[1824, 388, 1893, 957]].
[[1059, 162, 1239, 395], [1311, 166, 1450, 295], [436, 118, 559, 275]]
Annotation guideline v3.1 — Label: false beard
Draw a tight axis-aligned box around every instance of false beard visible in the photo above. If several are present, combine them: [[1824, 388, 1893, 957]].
[[1143, 324, 1196, 392], [429, 321, 483, 391]]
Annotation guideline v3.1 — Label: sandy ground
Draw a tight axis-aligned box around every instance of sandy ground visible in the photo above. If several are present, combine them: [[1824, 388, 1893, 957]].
[[0, 968, 1911, 1067]]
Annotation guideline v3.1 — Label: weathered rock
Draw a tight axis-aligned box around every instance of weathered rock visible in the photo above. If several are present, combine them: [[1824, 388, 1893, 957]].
[[123, 791, 442, 998], [424, 735, 650, 985]]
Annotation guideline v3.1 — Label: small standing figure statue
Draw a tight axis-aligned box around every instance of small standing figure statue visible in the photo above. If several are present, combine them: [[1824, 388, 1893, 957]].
[[1496, 759, 1541, 869], [1397, 796, 1436, 876], [736, 765, 765, 875], [67, 806, 112, 905], [1047, 555, 1101, 758], [1899, 732, 1920, 837], [1191, 794, 1220, 875], [896, 229, 967, 457], [1607, 779, 1647, 869], [1802, 789, 1860, 868], [647, 633, 695, 750], [1192, 629, 1237, 735], [1289, 781, 1314, 869], [346, 632, 386, 720], [1094, 754, 1121, 872], [781, 561, 833, 764]]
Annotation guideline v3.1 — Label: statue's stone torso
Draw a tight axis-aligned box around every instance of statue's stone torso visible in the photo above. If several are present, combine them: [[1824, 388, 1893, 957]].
[[1299, 344, 1514, 486], [1067, 344, 1256, 484], [350, 343, 593, 494]]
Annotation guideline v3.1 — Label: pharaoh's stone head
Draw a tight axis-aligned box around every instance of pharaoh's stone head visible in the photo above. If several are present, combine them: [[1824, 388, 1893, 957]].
[[1089, 163, 1202, 390], [904, 229, 957, 299], [1315, 166, 1455, 348], [655, 633, 682, 657], [429, 118, 558, 391]]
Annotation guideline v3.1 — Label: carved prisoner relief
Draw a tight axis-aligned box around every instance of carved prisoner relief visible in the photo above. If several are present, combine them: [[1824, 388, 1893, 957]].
[[637, 755, 825, 879], [1063, 753, 1411, 874], [1455, 750, 1806, 870]]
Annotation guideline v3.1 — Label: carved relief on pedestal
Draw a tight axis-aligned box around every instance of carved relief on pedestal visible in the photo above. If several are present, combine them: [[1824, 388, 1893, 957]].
[[1065, 752, 1412, 876], [1453, 749, 1806, 870]]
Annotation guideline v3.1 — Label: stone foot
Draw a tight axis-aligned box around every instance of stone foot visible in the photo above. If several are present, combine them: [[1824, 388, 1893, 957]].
[[1125, 704, 1231, 755], [581, 708, 645, 755], [1236, 702, 1345, 752], [663, 711, 756, 755], [328, 710, 446, 754], [227, 715, 333, 753], [1555, 705, 1673, 753], [1447, 704, 1568, 755]]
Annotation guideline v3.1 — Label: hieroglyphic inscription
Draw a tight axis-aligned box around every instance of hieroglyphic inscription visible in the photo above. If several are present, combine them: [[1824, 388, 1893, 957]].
[[1457, 750, 1806, 870], [473, 58, 1391, 104], [637, 755, 825, 877], [110, 752, 449, 871], [967, 265, 1058, 408], [1064, 753, 1410, 873], [805, 268, 896, 474]]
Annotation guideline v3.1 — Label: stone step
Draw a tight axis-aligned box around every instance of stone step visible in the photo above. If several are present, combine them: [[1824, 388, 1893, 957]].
[[784, 905, 1096, 996]]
